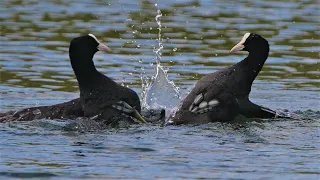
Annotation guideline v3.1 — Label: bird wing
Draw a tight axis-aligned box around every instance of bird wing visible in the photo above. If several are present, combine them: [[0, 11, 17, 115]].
[[180, 74, 227, 112]]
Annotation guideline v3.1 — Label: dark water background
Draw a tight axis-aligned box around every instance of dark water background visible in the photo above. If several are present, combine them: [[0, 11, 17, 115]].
[[0, 0, 319, 179]]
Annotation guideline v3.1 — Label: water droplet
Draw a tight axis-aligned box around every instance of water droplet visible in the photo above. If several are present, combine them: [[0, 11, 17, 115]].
[[173, 48, 177, 52]]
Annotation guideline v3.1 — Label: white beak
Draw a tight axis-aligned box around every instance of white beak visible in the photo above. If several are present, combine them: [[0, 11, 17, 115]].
[[230, 33, 250, 53], [88, 33, 112, 53], [98, 43, 111, 53]]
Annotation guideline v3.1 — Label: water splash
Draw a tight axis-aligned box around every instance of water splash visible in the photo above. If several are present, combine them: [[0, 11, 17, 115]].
[[141, 9, 181, 116], [154, 9, 163, 64]]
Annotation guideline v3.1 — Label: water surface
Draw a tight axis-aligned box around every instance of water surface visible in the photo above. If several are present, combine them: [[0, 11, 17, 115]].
[[0, 0, 319, 179]]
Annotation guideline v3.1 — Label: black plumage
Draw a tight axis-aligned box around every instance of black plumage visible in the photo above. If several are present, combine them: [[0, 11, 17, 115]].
[[69, 34, 145, 124], [171, 33, 283, 125], [0, 34, 162, 123]]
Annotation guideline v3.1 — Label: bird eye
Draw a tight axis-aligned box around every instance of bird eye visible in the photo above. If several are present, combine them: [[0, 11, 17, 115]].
[[247, 35, 255, 41]]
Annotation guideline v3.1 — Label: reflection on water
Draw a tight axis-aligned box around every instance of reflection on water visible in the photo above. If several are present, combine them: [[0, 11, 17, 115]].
[[0, 0, 319, 179]]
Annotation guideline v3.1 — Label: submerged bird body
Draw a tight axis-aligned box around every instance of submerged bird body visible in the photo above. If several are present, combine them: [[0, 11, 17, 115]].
[[171, 33, 278, 125], [69, 34, 145, 124]]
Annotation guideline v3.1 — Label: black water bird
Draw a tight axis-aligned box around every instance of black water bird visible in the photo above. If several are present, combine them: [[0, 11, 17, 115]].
[[170, 33, 284, 125], [70, 34, 146, 124], [0, 34, 164, 123]]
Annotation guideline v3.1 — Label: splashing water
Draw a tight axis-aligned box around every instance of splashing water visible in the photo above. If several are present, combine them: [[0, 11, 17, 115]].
[[154, 9, 163, 64], [141, 9, 181, 116]]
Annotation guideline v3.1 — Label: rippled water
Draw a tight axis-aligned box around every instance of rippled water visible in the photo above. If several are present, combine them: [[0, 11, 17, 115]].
[[0, 0, 319, 179]]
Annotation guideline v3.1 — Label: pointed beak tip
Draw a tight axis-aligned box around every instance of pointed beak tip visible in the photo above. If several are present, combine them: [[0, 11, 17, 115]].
[[104, 47, 112, 53], [98, 44, 112, 53], [229, 48, 236, 54]]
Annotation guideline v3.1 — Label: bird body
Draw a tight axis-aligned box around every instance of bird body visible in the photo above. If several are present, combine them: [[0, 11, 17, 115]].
[[171, 33, 282, 125], [69, 34, 146, 124]]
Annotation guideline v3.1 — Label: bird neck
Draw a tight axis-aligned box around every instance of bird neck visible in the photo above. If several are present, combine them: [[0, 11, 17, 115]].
[[70, 54, 100, 87], [244, 45, 269, 80]]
